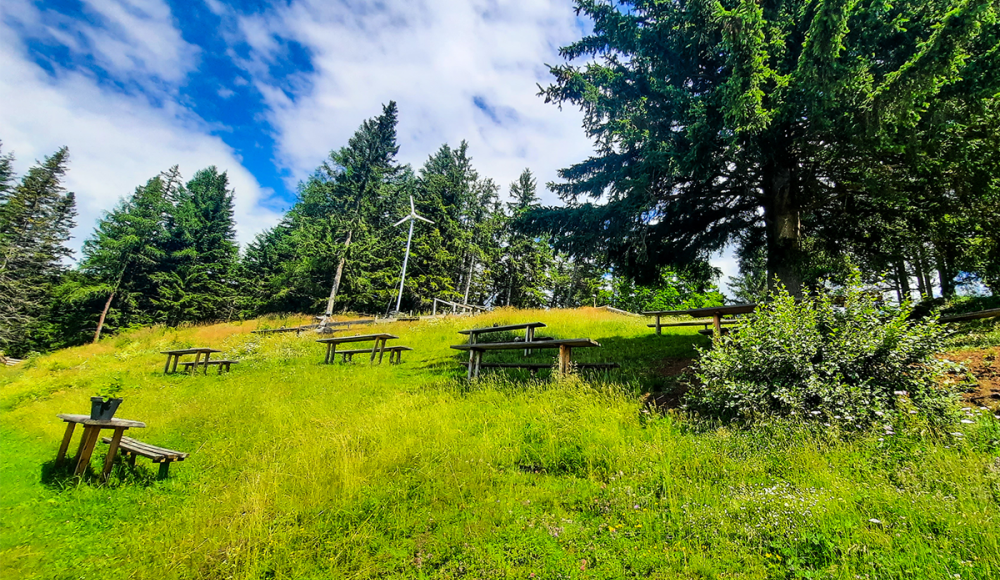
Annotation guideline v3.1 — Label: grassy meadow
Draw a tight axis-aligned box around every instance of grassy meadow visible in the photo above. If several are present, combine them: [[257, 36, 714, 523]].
[[1, 308, 999, 579]]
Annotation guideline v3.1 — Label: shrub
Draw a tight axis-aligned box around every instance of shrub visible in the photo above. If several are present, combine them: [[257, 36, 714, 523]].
[[687, 273, 960, 426]]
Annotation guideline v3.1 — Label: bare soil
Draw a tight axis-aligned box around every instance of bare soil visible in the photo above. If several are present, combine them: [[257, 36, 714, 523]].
[[942, 347, 1000, 410]]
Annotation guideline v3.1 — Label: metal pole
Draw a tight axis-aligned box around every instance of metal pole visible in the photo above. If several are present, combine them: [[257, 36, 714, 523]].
[[395, 219, 415, 313]]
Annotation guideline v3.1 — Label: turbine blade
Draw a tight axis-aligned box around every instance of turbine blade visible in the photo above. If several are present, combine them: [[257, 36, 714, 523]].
[[416, 215, 434, 224], [410, 195, 415, 213], [393, 216, 409, 227]]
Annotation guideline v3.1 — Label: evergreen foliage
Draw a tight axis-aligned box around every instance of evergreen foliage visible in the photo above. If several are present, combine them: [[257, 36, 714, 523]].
[[0, 145, 76, 356], [530, 0, 1000, 295]]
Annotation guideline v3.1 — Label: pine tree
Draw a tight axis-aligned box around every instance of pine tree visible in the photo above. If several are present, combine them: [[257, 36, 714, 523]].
[[156, 167, 239, 325], [502, 169, 552, 307], [0, 145, 76, 355], [533, 0, 1000, 295], [80, 173, 170, 341]]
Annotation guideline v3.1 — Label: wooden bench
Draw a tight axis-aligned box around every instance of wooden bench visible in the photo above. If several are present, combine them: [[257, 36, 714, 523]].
[[460, 362, 620, 377], [646, 319, 737, 329], [335, 346, 412, 364], [459, 322, 547, 356], [451, 338, 602, 379], [178, 360, 238, 373], [101, 436, 188, 480], [939, 308, 1000, 322]]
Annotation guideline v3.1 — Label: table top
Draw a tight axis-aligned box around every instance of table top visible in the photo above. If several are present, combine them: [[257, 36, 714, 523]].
[[316, 333, 398, 344], [451, 338, 599, 351], [643, 304, 758, 317], [458, 322, 546, 335], [160, 348, 223, 355], [58, 413, 146, 428]]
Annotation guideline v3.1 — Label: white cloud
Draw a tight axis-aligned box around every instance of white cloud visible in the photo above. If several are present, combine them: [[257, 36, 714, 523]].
[[219, 0, 594, 203], [0, 7, 281, 259]]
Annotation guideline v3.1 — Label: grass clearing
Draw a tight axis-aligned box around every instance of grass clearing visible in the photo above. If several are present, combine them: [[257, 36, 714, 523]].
[[1, 308, 998, 578]]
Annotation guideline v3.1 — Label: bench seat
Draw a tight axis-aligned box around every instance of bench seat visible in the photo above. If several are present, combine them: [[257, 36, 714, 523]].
[[647, 319, 737, 328], [461, 361, 620, 377], [178, 360, 238, 373], [336, 346, 412, 364], [101, 436, 188, 480]]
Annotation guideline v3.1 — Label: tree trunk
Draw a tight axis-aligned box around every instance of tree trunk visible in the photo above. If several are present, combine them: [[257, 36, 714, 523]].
[[916, 244, 934, 298], [463, 256, 474, 305], [936, 247, 957, 298], [325, 229, 353, 316], [896, 259, 911, 302], [93, 290, 115, 343], [912, 251, 927, 298], [764, 161, 804, 297]]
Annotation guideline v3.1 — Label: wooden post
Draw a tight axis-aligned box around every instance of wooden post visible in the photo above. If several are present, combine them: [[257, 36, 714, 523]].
[[74, 427, 102, 476], [558, 345, 571, 375], [101, 427, 125, 481], [524, 327, 534, 357], [467, 350, 475, 379], [163, 355, 172, 374], [57, 422, 76, 463], [189, 352, 202, 374], [202, 351, 212, 375], [655, 315, 662, 335], [713, 314, 722, 337], [157, 461, 170, 480], [172, 355, 180, 373], [473, 350, 482, 378]]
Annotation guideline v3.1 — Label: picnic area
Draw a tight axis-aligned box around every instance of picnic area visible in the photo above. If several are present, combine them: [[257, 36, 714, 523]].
[[2, 306, 1000, 579]]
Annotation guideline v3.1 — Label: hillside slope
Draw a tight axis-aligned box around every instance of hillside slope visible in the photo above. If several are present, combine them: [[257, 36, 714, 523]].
[[2, 309, 998, 579]]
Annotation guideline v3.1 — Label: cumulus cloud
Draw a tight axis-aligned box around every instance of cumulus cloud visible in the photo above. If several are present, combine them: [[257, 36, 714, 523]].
[[0, 1, 281, 258], [216, 0, 594, 202]]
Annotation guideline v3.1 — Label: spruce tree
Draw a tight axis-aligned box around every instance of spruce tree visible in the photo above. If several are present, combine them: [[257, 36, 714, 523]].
[[80, 173, 170, 341], [0, 145, 76, 355], [533, 0, 1000, 295], [156, 167, 239, 325]]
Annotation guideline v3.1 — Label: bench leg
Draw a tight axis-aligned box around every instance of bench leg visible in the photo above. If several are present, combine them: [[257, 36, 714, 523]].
[[558, 345, 572, 376], [127, 452, 136, 468], [656, 316, 662, 336], [157, 461, 170, 481], [74, 427, 102, 476], [525, 327, 534, 357], [377, 340, 387, 364], [101, 427, 125, 482], [172, 355, 180, 373], [163, 355, 172, 374], [57, 422, 76, 464]]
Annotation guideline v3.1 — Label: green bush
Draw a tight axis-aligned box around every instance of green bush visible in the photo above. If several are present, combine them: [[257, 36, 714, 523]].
[[687, 274, 960, 426]]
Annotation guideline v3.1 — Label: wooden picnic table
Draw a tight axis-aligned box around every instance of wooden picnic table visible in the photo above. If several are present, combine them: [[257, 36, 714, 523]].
[[451, 338, 600, 379], [459, 321, 547, 356], [644, 304, 757, 336], [317, 333, 399, 364], [161, 348, 223, 374], [55, 414, 146, 480]]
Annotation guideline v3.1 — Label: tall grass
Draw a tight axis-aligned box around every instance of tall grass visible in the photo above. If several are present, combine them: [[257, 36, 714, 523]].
[[1, 308, 998, 579]]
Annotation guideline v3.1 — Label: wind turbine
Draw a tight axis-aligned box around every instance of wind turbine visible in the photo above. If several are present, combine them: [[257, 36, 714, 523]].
[[393, 195, 434, 314]]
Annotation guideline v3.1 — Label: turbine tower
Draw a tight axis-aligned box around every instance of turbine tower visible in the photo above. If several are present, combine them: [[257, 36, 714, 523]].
[[393, 195, 433, 314]]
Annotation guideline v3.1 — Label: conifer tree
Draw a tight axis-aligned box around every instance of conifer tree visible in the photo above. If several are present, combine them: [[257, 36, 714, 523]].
[[156, 167, 239, 325], [80, 173, 170, 341], [532, 0, 1000, 295], [0, 145, 76, 355]]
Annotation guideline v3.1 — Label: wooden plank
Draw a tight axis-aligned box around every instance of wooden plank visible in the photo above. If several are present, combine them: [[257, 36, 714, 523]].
[[101, 427, 125, 481], [458, 322, 546, 335], [101, 436, 188, 461], [646, 319, 737, 327], [451, 338, 600, 351], [461, 362, 620, 369], [643, 304, 757, 317], [56, 422, 76, 463], [74, 426, 101, 476], [58, 414, 147, 429], [940, 308, 1000, 322]]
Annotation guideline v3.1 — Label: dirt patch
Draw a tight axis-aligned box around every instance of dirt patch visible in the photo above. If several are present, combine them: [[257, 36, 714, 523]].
[[941, 347, 1000, 409], [643, 357, 696, 410], [654, 356, 695, 378]]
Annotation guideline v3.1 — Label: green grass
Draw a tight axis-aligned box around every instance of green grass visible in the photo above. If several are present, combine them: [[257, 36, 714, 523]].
[[1, 307, 998, 579]]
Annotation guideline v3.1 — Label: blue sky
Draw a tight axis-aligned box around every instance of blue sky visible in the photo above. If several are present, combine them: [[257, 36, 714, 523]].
[[0, 0, 739, 285]]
